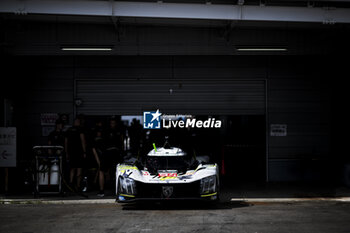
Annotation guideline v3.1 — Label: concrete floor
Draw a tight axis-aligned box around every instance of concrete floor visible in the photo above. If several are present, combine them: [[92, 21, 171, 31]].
[[1, 201, 350, 233]]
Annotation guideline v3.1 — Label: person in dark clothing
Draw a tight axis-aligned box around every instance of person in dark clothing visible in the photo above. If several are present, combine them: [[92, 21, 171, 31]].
[[128, 118, 143, 156], [92, 120, 104, 133], [77, 114, 91, 151], [94, 118, 123, 197], [48, 120, 65, 147], [104, 118, 124, 164], [65, 118, 87, 190], [92, 128, 108, 197], [77, 114, 91, 192]]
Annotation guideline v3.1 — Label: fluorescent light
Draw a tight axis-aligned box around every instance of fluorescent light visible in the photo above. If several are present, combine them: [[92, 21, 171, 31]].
[[237, 48, 287, 51], [61, 48, 112, 51]]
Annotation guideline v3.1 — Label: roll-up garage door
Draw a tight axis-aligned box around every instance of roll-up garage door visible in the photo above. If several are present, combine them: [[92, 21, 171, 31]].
[[75, 79, 265, 115]]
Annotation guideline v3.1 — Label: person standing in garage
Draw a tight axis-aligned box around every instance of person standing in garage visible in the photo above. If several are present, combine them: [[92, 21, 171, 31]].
[[48, 119, 65, 147], [92, 127, 108, 197], [65, 118, 87, 191], [105, 117, 124, 163], [128, 118, 143, 156], [100, 117, 124, 196]]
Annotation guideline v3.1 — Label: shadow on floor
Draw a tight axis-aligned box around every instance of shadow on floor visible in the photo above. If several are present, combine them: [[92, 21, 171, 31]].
[[121, 200, 252, 211]]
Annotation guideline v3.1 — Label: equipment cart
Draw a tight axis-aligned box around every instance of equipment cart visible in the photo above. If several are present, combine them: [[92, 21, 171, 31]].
[[33, 146, 64, 196]]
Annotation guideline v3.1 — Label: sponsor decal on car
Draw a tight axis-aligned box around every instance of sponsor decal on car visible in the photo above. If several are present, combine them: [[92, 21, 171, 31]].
[[142, 171, 150, 176], [118, 165, 138, 172], [159, 176, 178, 181], [158, 172, 178, 177], [185, 170, 195, 175]]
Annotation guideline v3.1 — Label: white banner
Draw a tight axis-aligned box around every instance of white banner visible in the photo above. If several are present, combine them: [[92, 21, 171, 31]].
[[0, 127, 16, 167]]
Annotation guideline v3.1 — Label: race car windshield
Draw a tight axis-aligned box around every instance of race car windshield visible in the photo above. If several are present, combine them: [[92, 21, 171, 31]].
[[145, 156, 189, 174]]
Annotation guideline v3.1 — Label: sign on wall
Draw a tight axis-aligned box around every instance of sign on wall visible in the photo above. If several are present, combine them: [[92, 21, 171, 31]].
[[270, 124, 287, 136], [0, 127, 16, 167], [40, 113, 59, 126], [40, 113, 59, 137]]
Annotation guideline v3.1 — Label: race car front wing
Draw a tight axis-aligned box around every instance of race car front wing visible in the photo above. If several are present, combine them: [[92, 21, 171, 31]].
[[117, 178, 218, 202]]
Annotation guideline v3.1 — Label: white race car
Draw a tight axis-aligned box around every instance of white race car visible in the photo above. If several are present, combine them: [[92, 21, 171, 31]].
[[116, 146, 219, 202]]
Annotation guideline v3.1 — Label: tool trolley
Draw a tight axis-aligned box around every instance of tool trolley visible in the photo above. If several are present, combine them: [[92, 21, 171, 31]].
[[33, 146, 64, 196]]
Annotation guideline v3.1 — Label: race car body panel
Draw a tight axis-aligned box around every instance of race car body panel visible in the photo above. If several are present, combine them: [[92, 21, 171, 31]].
[[116, 147, 219, 202]]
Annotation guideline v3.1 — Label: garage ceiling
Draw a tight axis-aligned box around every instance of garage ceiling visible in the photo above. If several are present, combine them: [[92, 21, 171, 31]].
[[1, 0, 350, 23], [1, 0, 350, 55]]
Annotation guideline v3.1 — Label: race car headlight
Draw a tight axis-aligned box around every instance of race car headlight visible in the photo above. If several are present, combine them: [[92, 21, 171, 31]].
[[200, 175, 216, 195], [119, 177, 137, 195]]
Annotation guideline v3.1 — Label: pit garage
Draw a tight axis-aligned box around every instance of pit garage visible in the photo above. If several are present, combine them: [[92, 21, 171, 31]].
[[4, 53, 334, 185], [75, 77, 267, 181], [0, 0, 350, 228], [1, 1, 350, 232]]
